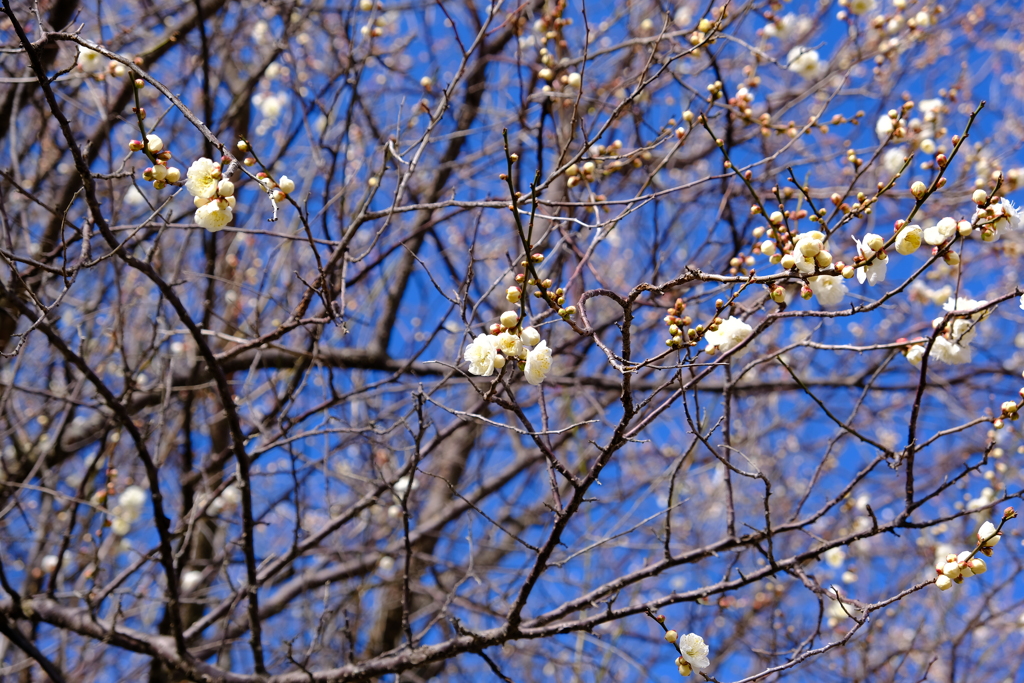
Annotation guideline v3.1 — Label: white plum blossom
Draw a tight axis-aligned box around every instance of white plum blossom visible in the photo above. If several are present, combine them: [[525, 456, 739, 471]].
[[704, 316, 753, 356], [848, 0, 876, 15], [808, 275, 847, 307], [943, 296, 989, 319], [495, 331, 524, 359], [185, 158, 221, 199], [77, 47, 105, 73], [677, 633, 711, 673], [181, 570, 204, 592], [923, 217, 957, 246], [853, 234, 887, 286], [974, 198, 1022, 232], [918, 98, 943, 120], [875, 114, 895, 141], [673, 3, 693, 28], [764, 13, 811, 39], [194, 201, 233, 231], [895, 224, 922, 254], [1019, 294, 1024, 311], [464, 334, 498, 377], [524, 340, 553, 385], [905, 344, 925, 367], [787, 46, 823, 80], [41, 554, 60, 573], [882, 147, 906, 174], [824, 547, 846, 568], [929, 336, 971, 365], [118, 486, 147, 523]]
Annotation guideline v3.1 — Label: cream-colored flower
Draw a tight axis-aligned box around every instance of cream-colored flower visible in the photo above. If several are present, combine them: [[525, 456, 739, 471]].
[[787, 46, 823, 80], [853, 235, 887, 286], [524, 340, 553, 385], [882, 147, 907, 174], [808, 275, 847, 307], [110, 517, 132, 536], [464, 334, 498, 377], [764, 13, 811, 40], [929, 336, 971, 365], [677, 633, 710, 672], [180, 570, 204, 592], [118, 486, 147, 522], [77, 47, 105, 74], [495, 331, 523, 358], [895, 224, 922, 254], [824, 547, 846, 568], [906, 344, 925, 367], [185, 158, 221, 199], [704, 316, 753, 356], [194, 201, 233, 231], [923, 217, 957, 246], [847, 0, 876, 15]]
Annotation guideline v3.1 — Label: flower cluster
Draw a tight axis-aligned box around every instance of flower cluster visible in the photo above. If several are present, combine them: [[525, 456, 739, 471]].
[[934, 513, 1014, 591], [257, 172, 296, 202], [663, 629, 711, 677], [128, 134, 182, 191], [186, 158, 236, 231], [704, 316, 753, 356], [787, 46, 823, 80], [904, 296, 989, 367], [463, 311, 553, 385], [972, 195, 1022, 241], [109, 485, 147, 536]]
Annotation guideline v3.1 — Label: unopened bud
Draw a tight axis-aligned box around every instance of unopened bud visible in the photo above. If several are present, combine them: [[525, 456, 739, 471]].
[[911, 180, 927, 199], [499, 311, 519, 329]]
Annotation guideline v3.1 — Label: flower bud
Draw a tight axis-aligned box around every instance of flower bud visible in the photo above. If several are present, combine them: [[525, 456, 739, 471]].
[[978, 521, 1001, 546], [217, 179, 235, 197], [968, 557, 987, 574], [935, 575, 953, 590], [911, 180, 927, 198], [492, 354, 506, 369], [506, 286, 521, 303], [973, 189, 988, 205], [943, 251, 959, 266], [151, 164, 167, 181], [957, 220, 972, 237], [272, 189, 287, 202], [278, 176, 296, 194], [194, 196, 210, 208], [760, 240, 776, 256], [780, 254, 797, 270], [771, 286, 786, 303], [664, 629, 678, 643], [520, 326, 541, 346], [566, 72, 582, 88], [941, 561, 961, 578], [243, 157, 257, 166], [841, 265, 855, 279], [865, 234, 885, 252], [145, 134, 163, 154], [128, 139, 144, 152], [499, 311, 519, 329]]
